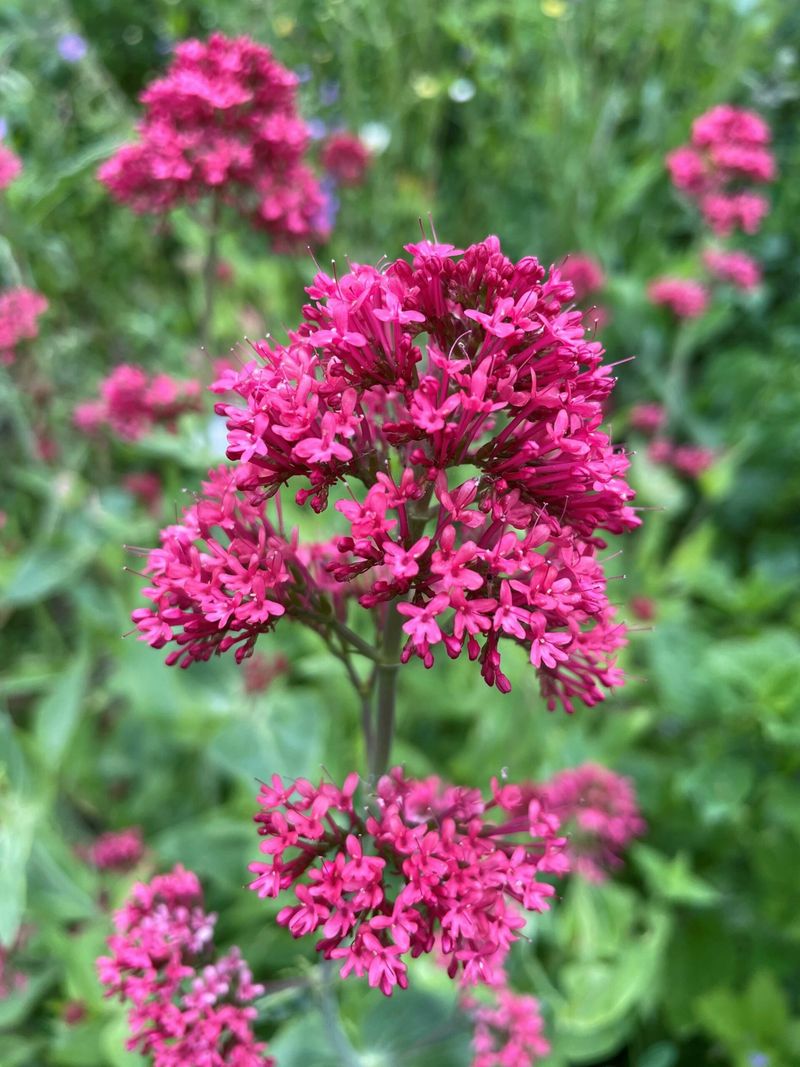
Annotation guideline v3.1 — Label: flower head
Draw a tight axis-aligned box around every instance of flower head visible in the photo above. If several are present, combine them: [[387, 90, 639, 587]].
[[463, 980, 551, 1066], [97, 865, 273, 1066], [0, 144, 22, 191], [559, 254, 604, 302], [321, 131, 371, 186], [83, 827, 145, 871], [0, 287, 48, 364], [647, 277, 708, 318], [98, 33, 327, 246], [703, 248, 761, 290], [162, 234, 640, 712], [249, 768, 567, 993], [74, 364, 201, 441]]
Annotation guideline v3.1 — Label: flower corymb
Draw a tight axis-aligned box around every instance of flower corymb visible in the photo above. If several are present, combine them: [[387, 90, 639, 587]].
[[248, 768, 568, 994], [135, 234, 639, 712]]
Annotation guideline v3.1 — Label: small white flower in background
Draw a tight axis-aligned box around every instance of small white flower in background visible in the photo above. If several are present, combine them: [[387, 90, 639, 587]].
[[359, 121, 391, 154], [448, 77, 476, 103]]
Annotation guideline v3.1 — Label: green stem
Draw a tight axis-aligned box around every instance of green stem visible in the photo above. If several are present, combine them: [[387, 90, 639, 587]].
[[200, 196, 221, 353], [367, 606, 404, 781]]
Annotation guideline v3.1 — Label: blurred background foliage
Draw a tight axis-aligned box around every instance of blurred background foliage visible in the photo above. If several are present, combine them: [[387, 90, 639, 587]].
[[1, 0, 799, 1064]]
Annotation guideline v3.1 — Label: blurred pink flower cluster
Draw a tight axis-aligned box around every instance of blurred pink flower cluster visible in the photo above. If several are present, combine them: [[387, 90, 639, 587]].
[[249, 767, 568, 995], [321, 131, 371, 186], [702, 248, 761, 290], [537, 761, 645, 882], [74, 364, 202, 441], [167, 235, 639, 711], [97, 33, 329, 247], [0, 144, 22, 190], [560, 253, 608, 329], [97, 865, 273, 1066], [646, 277, 709, 319], [0, 287, 48, 365], [463, 981, 550, 1067], [649, 440, 715, 479], [82, 827, 144, 871], [667, 104, 775, 236]]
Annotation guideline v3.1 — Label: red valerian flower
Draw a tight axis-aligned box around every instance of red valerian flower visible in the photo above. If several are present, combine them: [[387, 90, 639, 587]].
[[97, 866, 273, 1066], [172, 234, 638, 712], [628, 403, 666, 434], [703, 248, 761, 290], [248, 768, 567, 993], [0, 144, 22, 191], [74, 364, 202, 441], [647, 277, 709, 318], [462, 979, 551, 1066], [321, 131, 371, 186], [97, 33, 328, 246], [82, 827, 145, 872], [559, 254, 604, 302], [666, 105, 775, 237], [0, 287, 48, 365]]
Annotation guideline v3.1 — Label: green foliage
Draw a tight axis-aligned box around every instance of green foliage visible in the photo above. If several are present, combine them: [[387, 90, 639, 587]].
[[1, 0, 799, 1063]]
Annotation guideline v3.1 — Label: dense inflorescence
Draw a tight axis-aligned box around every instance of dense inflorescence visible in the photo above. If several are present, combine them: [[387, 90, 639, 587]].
[[463, 980, 551, 1067], [667, 104, 775, 236], [248, 768, 568, 994], [82, 828, 145, 872], [97, 866, 273, 1067], [535, 762, 645, 882], [132, 465, 360, 666], [134, 235, 638, 711], [97, 33, 328, 246], [0, 287, 48, 365], [702, 248, 761, 290], [321, 131, 371, 186], [647, 277, 709, 318], [74, 364, 202, 441], [0, 144, 22, 191]]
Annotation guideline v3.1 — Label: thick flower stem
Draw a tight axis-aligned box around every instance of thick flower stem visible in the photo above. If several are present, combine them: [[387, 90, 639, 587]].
[[200, 196, 221, 354], [367, 606, 404, 782]]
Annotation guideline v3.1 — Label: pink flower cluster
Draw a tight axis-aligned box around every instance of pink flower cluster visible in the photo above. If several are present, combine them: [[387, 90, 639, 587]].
[[98, 33, 328, 246], [463, 981, 550, 1067], [628, 403, 666, 434], [0, 144, 22, 191], [702, 248, 761, 290], [243, 651, 289, 694], [132, 465, 357, 666], [196, 235, 638, 711], [536, 762, 645, 883], [667, 105, 775, 236], [249, 768, 568, 995], [74, 364, 202, 441], [560, 253, 608, 330], [647, 277, 709, 318], [648, 439, 715, 479], [0, 286, 48, 365], [97, 865, 273, 1067], [83, 827, 144, 871], [321, 131, 371, 187]]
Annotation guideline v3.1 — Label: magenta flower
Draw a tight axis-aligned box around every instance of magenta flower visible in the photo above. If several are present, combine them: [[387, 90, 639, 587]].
[[0, 287, 48, 365], [97, 866, 273, 1066], [74, 364, 201, 441], [498, 762, 644, 883], [98, 33, 328, 246], [703, 248, 761, 289], [463, 980, 551, 1066], [671, 444, 715, 478], [559, 253, 605, 302], [629, 403, 666, 434], [248, 768, 568, 993], [647, 277, 709, 318], [667, 104, 775, 236], [0, 144, 22, 191], [321, 131, 372, 187], [167, 234, 639, 712], [83, 827, 144, 871]]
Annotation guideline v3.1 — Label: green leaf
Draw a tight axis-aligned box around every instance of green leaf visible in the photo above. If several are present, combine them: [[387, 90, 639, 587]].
[[34, 651, 90, 772], [633, 845, 719, 906]]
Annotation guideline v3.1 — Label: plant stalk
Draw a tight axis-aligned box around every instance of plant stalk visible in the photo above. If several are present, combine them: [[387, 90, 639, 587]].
[[200, 196, 221, 353], [367, 606, 404, 782]]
